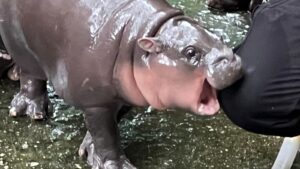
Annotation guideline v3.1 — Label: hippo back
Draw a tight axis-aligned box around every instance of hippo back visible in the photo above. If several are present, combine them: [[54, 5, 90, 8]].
[[0, 0, 183, 106]]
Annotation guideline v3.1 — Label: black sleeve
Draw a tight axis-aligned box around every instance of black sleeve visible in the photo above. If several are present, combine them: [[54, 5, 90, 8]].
[[218, 0, 300, 137]]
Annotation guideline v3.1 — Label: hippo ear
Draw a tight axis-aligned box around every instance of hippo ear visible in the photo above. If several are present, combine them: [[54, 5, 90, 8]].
[[137, 37, 162, 53]]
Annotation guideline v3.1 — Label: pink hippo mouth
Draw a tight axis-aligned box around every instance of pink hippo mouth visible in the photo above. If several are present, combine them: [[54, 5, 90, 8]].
[[196, 80, 220, 115]]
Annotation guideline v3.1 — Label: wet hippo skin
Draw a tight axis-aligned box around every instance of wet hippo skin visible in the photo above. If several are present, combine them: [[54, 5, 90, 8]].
[[0, 0, 242, 168], [208, 0, 263, 12]]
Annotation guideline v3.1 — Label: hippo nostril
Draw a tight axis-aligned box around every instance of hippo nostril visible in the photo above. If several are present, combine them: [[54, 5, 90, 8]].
[[220, 36, 225, 43], [212, 57, 228, 65], [222, 58, 229, 64], [219, 58, 230, 65]]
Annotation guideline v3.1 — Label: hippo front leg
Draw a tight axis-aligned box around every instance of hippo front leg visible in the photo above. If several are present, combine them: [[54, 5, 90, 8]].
[[79, 106, 136, 169], [79, 131, 136, 169], [9, 72, 49, 119]]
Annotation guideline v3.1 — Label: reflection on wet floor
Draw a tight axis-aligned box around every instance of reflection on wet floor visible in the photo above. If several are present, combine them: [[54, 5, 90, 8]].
[[0, 0, 296, 169]]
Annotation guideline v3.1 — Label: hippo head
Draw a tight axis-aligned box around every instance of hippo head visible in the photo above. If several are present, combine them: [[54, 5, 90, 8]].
[[134, 16, 242, 115]]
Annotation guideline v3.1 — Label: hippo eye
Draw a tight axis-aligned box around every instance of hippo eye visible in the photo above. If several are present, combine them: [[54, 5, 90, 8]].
[[182, 46, 202, 65], [183, 46, 197, 58]]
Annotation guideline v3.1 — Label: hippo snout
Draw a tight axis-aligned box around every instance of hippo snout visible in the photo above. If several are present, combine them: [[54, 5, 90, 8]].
[[205, 47, 234, 65], [204, 47, 243, 90]]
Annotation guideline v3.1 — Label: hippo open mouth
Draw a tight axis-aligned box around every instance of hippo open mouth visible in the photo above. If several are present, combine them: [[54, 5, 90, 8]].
[[197, 80, 220, 115]]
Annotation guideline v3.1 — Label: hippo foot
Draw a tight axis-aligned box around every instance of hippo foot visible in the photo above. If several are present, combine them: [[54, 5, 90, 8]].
[[79, 132, 136, 169], [9, 92, 49, 120]]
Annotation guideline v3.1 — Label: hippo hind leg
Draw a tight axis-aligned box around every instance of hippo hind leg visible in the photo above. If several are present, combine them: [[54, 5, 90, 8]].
[[9, 72, 49, 120], [2, 32, 49, 119]]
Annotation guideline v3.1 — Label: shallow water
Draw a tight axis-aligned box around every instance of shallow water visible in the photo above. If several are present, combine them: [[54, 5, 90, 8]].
[[0, 0, 287, 169]]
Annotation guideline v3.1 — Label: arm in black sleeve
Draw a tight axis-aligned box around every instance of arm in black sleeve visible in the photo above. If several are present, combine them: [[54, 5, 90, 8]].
[[218, 0, 300, 137]]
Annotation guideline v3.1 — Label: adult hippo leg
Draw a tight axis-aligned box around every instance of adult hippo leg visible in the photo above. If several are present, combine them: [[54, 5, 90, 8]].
[[79, 106, 136, 169], [9, 73, 49, 120]]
